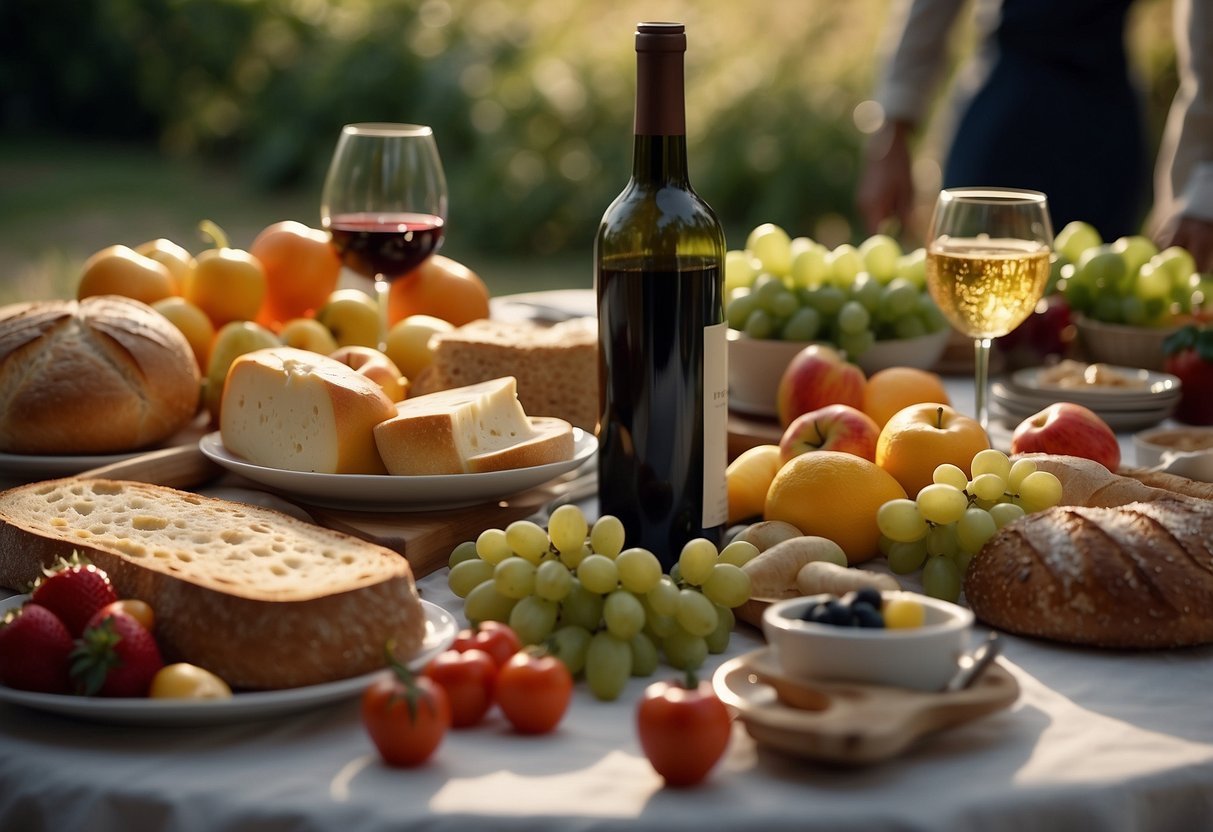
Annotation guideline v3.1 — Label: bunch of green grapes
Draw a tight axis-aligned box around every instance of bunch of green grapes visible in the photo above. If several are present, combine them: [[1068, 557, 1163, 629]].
[[875, 450, 1064, 602], [445, 504, 756, 701]]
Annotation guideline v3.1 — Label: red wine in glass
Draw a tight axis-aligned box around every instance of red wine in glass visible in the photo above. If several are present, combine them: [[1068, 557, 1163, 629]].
[[327, 212, 445, 282]]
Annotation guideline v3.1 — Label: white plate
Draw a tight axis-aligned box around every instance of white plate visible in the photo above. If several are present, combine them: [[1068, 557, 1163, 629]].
[[992, 383, 1180, 414], [0, 449, 146, 479], [198, 429, 597, 511], [1010, 365, 1181, 402], [0, 595, 456, 726]]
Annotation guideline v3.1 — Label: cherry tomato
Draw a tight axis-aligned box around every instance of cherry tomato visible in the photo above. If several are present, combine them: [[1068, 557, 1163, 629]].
[[92, 599, 155, 633], [422, 648, 497, 728], [361, 663, 450, 767], [636, 673, 731, 787], [495, 647, 573, 735], [452, 621, 521, 670]]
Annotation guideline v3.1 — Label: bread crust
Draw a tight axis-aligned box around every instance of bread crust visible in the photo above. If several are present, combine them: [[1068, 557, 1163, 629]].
[[964, 498, 1213, 648], [0, 478, 425, 689], [0, 296, 200, 454]]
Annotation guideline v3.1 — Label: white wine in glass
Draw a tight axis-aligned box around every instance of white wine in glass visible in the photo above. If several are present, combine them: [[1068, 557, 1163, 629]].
[[925, 188, 1052, 429], [320, 123, 448, 349]]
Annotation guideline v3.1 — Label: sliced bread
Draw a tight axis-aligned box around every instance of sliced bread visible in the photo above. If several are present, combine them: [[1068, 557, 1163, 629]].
[[0, 478, 425, 690]]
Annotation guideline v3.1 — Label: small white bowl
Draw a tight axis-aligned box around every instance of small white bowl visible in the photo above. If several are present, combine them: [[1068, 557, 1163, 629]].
[[762, 592, 974, 692], [1133, 426, 1213, 481]]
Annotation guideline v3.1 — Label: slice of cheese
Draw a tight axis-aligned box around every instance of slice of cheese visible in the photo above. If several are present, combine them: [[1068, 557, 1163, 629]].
[[220, 347, 397, 474], [374, 376, 573, 475]]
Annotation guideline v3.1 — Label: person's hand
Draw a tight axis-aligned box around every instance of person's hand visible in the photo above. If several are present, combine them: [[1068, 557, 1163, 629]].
[[857, 120, 915, 236], [1157, 215, 1213, 273]]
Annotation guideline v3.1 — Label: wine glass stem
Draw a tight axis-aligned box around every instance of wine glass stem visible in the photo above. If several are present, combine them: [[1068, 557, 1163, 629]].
[[973, 337, 992, 431], [374, 276, 391, 353]]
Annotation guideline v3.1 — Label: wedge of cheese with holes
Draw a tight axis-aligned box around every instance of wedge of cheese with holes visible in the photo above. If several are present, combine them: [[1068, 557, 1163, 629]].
[[220, 346, 396, 474], [374, 376, 575, 475]]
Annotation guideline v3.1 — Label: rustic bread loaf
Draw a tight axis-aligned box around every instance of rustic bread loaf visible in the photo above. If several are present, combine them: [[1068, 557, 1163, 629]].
[[0, 296, 200, 454], [0, 478, 425, 689], [374, 376, 574, 475], [412, 317, 598, 432], [220, 346, 396, 474], [963, 497, 1213, 648]]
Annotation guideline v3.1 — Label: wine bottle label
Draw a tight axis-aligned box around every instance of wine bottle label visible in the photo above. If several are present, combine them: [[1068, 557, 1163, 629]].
[[702, 320, 728, 529]]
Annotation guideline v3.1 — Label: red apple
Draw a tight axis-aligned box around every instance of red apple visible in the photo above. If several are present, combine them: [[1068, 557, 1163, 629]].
[[1010, 402, 1121, 471], [776, 344, 866, 428], [779, 404, 880, 463]]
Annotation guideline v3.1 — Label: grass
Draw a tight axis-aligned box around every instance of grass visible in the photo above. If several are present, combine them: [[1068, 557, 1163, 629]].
[[0, 135, 589, 307]]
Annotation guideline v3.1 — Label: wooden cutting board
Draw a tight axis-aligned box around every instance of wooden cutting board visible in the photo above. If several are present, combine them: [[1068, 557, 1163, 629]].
[[79, 445, 589, 580], [728, 410, 783, 458]]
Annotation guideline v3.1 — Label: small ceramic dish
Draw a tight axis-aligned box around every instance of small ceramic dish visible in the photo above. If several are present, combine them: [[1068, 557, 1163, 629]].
[[1133, 426, 1213, 481], [762, 592, 974, 692]]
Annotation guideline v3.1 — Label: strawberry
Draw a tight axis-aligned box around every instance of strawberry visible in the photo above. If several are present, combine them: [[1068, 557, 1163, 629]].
[[0, 602, 74, 693], [1163, 324, 1213, 425], [70, 611, 164, 697], [31, 560, 119, 638]]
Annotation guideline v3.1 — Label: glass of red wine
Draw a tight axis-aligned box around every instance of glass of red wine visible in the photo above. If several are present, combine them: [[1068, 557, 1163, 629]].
[[320, 123, 448, 349]]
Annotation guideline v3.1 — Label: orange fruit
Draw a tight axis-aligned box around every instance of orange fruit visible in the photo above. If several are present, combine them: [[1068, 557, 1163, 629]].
[[862, 367, 951, 428], [77, 245, 175, 306], [763, 450, 906, 564], [387, 254, 490, 327], [251, 220, 343, 330], [726, 444, 784, 525], [875, 403, 990, 497]]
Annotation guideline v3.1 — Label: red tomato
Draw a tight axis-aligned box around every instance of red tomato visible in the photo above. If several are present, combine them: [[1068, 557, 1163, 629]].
[[636, 675, 732, 787], [422, 648, 497, 728], [361, 668, 450, 767], [453, 621, 522, 670], [495, 648, 573, 734]]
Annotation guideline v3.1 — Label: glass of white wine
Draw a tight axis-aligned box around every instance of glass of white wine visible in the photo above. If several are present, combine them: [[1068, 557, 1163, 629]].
[[925, 187, 1053, 429]]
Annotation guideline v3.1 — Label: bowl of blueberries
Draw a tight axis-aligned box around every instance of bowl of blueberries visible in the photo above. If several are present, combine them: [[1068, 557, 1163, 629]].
[[761, 589, 973, 692]]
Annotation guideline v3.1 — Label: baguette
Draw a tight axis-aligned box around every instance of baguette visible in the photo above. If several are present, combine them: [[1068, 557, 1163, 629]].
[[963, 497, 1213, 648], [0, 478, 425, 690]]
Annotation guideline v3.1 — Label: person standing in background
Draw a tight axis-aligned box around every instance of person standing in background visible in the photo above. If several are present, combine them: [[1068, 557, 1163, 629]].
[[858, 0, 1213, 271]]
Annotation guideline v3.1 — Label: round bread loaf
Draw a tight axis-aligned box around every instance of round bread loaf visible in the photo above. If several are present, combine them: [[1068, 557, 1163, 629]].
[[0, 295, 201, 454]]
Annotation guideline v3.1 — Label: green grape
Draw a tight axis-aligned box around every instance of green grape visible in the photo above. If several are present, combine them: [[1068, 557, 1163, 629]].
[[897, 247, 927, 290], [860, 233, 902, 283], [534, 559, 573, 602], [1007, 458, 1037, 492], [615, 547, 662, 594], [922, 555, 962, 602], [701, 563, 751, 609], [726, 292, 758, 330], [589, 514, 626, 558], [956, 507, 998, 554], [508, 595, 559, 645], [705, 603, 735, 654], [717, 539, 759, 567], [878, 278, 919, 321], [476, 528, 513, 565], [506, 520, 550, 563], [747, 223, 793, 277], [603, 590, 646, 640], [916, 483, 969, 525], [560, 578, 604, 631], [743, 308, 775, 339], [887, 538, 929, 574], [893, 314, 928, 339], [548, 504, 589, 554], [1018, 470, 1064, 513], [577, 553, 619, 594], [644, 609, 677, 640], [954, 549, 976, 578], [791, 241, 830, 288], [837, 329, 875, 360], [724, 249, 760, 295], [463, 580, 518, 625], [662, 629, 708, 671], [970, 448, 1012, 480], [768, 289, 800, 319], [827, 243, 863, 286], [448, 540, 479, 568], [879, 533, 896, 557], [837, 299, 871, 334], [493, 556, 537, 599], [678, 538, 718, 586], [932, 463, 969, 491], [585, 631, 633, 701], [646, 576, 680, 617], [849, 273, 884, 313], [876, 498, 929, 543], [675, 589, 719, 637], [780, 305, 822, 341], [559, 541, 592, 569], [447, 558, 495, 598], [629, 632, 660, 677], [925, 523, 960, 558], [549, 625, 593, 676], [990, 502, 1026, 529], [968, 473, 1007, 502]]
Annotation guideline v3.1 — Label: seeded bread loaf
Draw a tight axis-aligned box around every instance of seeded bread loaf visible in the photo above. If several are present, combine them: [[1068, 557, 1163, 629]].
[[0, 296, 200, 454], [412, 317, 598, 432], [0, 478, 425, 689]]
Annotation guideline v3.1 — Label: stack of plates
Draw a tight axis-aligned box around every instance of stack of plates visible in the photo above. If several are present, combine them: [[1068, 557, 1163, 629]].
[[991, 364, 1182, 432]]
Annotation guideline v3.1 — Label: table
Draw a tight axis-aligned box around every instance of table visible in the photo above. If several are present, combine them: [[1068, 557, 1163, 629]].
[[1, 308, 1211, 831]]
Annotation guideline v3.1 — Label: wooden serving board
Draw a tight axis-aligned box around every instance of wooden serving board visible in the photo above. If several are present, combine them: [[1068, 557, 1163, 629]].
[[728, 410, 783, 459], [80, 445, 586, 580]]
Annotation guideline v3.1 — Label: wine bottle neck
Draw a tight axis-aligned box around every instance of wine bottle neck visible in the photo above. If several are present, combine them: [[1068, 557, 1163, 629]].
[[631, 24, 688, 185], [631, 136, 690, 185]]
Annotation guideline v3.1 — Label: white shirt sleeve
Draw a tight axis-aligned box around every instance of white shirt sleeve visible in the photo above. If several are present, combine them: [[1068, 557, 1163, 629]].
[[874, 0, 970, 124], [1154, 0, 1213, 224]]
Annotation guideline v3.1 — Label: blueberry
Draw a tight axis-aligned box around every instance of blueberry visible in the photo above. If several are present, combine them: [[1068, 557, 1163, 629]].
[[821, 599, 856, 627], [796, 601, 825, 623], [851, 587, 884, 611], [851, 602, 885, 628]]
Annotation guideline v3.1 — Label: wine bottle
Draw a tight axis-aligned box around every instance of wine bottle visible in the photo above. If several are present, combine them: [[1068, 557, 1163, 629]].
[[595, 21, 728, 570]]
